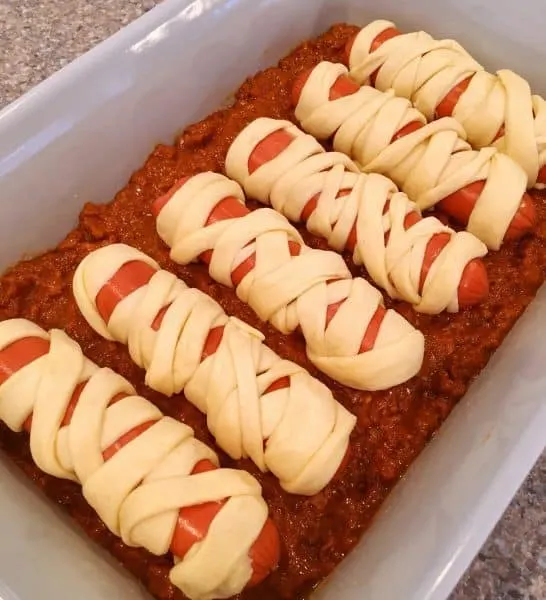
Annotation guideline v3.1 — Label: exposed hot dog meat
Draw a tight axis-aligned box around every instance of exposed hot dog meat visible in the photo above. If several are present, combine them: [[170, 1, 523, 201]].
[[392, 121, 424, 141], [0, 337, 50, 385], [434, 75, 473, 119], [344, 27, 401, 86], [369, 27, 401, 52], [343, 28, 402, 63], [171, 458, 280, 588], [438, 182, 537, 243], [398, 219, 486, 308], [101, 420, 157, 461], [170, 460, 225, 560], [0, 328, 280, 589], [292, 67, 536, 245], [248, 130, 294, 174], [152, 180, 383, 349], [358, 306, 386, 353], [301, 189, 357, 252], [200, 326, 225, 360], [0, 339, 101, 433], [435, 76, 508, 146], [243, 111, 488, 309], [0, 337, 51, 432], [248, 130, 295, 173], [152, 176, 192, 216], [96, 260, 156, 323]]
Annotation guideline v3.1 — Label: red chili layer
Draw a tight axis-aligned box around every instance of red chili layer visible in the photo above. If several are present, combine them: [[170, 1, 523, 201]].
[[0, 22, 544, 600]]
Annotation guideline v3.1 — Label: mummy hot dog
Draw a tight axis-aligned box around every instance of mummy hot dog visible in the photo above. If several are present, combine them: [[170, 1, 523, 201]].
[[291, 61, 537, 250], [0, 318, 280, 600], [147, 172, 425, 390], [73, 244, 357, 495], [226, 116, 489, 314], [344, 20, 546, 189]]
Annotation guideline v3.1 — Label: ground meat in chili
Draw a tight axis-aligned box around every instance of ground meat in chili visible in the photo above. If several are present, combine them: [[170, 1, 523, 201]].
[[0, 22, 545, 600]]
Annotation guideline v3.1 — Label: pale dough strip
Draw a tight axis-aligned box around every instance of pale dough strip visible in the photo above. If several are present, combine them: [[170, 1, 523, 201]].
[[348, 19, 546, 189], [225, 116, 487, 314], [0, 318, 270, 600], [294, 61, 528, 250], [73, 243, 357, 495]]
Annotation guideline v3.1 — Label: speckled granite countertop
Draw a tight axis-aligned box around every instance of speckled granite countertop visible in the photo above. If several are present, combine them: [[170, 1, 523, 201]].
[[0, 1, 544, 599]]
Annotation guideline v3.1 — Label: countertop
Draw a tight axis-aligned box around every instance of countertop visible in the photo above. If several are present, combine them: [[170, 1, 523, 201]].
[[0, 1, 544, 599]]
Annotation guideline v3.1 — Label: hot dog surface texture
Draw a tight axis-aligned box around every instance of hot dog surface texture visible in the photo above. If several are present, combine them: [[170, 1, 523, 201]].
[[0, 22, 545, 600]]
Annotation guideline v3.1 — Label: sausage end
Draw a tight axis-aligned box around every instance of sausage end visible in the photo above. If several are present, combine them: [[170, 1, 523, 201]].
[[457, 259, 489, 308], [152, 175, 192, 217], [504, 193, 537, 242], [292, 68, 314, 107], [247, 517, 281, 587]]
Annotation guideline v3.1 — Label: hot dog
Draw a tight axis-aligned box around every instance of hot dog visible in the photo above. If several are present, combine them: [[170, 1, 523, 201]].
[[172, 459, 280, 587], [94, 256, 352, 475], [292, 68, 536, 243], [152, 182, 385, 351], [246, 122, 488, 308], [0, 335, 280, 588], [344, 24, 546, 187], [347, 31, 518, 150], [145, 174, 426, 390], [350, 29, 521, 150]]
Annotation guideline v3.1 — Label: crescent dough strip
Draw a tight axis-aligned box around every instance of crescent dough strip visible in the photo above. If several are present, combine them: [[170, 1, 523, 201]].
[[73, 243, 357, 495], [149, 171, 424, 390], [294, 61, 529, 250], [225, 116, 487, 314], [0, 318, 271, 600], [348, 19, 546, 189]]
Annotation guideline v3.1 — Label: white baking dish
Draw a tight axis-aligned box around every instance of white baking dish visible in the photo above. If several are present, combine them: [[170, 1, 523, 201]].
[[0, 1, 544, 599]]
